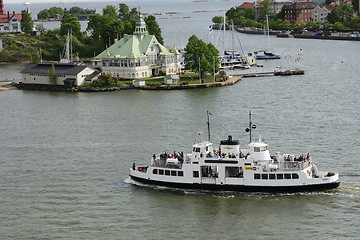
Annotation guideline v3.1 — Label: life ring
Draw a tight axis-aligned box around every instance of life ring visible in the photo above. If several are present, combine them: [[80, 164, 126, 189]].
[[292, 162, 298, 167]]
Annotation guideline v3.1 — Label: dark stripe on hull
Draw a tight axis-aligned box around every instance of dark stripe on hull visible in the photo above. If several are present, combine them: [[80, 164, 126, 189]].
[[130, 175, 340, 193]]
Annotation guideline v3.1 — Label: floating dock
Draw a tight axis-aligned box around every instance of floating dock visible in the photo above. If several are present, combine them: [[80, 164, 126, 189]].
[[234, 68, 304, 78]]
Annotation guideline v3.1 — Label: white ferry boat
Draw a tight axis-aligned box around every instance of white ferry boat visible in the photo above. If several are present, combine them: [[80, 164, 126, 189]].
[[129, 113, 340, 193]]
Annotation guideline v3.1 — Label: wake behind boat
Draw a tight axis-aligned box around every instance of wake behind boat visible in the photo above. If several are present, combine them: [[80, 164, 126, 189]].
[[129, 112, 340, 193]]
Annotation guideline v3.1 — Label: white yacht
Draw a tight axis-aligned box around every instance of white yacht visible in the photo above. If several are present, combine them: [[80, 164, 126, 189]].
[[129, 113, 340, 193]]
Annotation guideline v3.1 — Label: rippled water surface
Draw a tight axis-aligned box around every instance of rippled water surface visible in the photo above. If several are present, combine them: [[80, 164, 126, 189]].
[[1, 1, 360, 239]]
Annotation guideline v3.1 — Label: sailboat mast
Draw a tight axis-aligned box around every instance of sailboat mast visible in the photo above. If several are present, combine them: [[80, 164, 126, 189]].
[[266, 15, 270, 50], [66, 31, 70, 62], [223, 11, 225, 53]]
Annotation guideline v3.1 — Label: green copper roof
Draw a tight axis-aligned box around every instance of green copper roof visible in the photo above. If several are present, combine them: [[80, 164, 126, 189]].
[[95, 34, 175, 59], [136, 15, 146, 27]]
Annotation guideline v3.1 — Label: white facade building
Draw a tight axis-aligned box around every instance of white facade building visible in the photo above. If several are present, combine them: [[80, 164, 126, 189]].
[[92, 15, 181, 80], [314, 5, 330, 23], [20, 62, 96, 87]]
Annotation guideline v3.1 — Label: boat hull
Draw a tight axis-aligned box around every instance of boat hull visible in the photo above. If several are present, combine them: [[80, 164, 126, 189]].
[[129, 175, 340, 193]]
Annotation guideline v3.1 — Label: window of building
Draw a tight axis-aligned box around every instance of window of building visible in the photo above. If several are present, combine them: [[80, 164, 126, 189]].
[[165, 170, 170, 176], [153, 169, 158, 174], [193, 171, 199, 178]]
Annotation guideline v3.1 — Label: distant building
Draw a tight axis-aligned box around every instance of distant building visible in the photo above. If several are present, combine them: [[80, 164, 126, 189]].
[[92, 15, 181, 79], [164, 75, 179, 85], [20, 62, 96, 87], [270, 0, 294, 15], [133, 79, 145, 87], [284, 0, 317, 23], [314, 5, 330, 23], [0, 0, 23, 33]]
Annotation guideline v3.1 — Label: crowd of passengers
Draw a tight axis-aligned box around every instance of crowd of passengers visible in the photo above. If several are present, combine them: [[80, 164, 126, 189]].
[[158, 151, 184, 162], [285, 153, 311, 162], [200, 147, 250, 159]]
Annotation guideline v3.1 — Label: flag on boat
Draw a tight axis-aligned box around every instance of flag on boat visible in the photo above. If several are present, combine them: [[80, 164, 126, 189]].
[[208, 111, 212, 116], [209, 25, 213, 35]]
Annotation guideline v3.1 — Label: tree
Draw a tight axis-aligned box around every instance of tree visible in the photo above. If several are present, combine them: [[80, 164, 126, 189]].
[[144, 15, 163, 44], [103, 5, 118, 20], [37, 9, 50, 20], [212, 16, 223, 24], [49, 64, 57, 85], [183, 35, 219, 79], [118, 3, 130, 21], [352, 0, 359, 13], [87, 14, 103, 39], [60, 13, 81, 38], [21, 10, 33, 35], [259, 0, 271, 21]]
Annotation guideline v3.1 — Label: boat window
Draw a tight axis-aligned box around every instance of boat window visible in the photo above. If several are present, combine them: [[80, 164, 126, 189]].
[[159, 169, 164, 175], [292, 173, 299, 179], [153, 169, 158, 174], [284, 173, 291, 179], [277, 174, 283, 179], [261, 174, 268, 179], [225, 167, 243, 178], [171, 171, 177, 176], [165, 170, 170, 176], [254, 173, 260, 179], [178, 171, 184, 177], [193, 148, 200, 152], [254, 147, 260, 152], [269, 174, 275, 180], [260, 146, 268, 151], [193, 171, 199, 178]]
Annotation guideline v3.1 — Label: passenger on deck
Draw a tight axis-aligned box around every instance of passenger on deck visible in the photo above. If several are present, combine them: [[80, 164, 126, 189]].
[[200, 152, 204, 158], [132, 163, 136, 171]]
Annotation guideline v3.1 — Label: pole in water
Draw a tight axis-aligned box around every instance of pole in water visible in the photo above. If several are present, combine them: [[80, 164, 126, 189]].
[[207, 110, 211, 142]]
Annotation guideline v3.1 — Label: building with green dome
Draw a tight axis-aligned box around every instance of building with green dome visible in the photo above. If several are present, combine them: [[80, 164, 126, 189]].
[[92, 15, 181, 79]]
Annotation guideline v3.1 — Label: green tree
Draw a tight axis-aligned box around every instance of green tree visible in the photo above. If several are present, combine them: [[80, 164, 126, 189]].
[[37, 9, 50, 20], [333, 22, 345, 31], [183, 35, 219, 79], [60, 13, 81, 38], [49, 64, 57, 85], [144, 15, 163, 44], [352, 0, 359, 13], [259, 0, 271, 21], [118, 3, 130, 21], [103, 5, 118, 20], [87, 13, 103, 39], [349, 16, 360, 30], [212, 16, 223, 24], [21, 10, 33, 35]]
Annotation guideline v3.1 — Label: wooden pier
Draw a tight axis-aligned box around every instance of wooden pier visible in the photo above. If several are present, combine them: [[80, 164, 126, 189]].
[[233, 68, 305, 78]]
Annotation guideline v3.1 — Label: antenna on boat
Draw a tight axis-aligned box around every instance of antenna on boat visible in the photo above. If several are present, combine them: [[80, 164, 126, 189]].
[[245, 111, 256, 142], [207, 110, 212, 142]]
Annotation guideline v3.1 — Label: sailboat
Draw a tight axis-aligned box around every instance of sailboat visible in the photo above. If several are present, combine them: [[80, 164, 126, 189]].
[[218, 16, 255, 70], [254, 15, 281, 60]]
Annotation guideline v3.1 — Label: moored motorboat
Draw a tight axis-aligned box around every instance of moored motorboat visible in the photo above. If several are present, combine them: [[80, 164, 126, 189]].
[[129, 112, 340, 193]]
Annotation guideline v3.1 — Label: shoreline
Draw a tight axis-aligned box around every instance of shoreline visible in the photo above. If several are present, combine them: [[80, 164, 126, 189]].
[[15, 76, 242, 92]]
